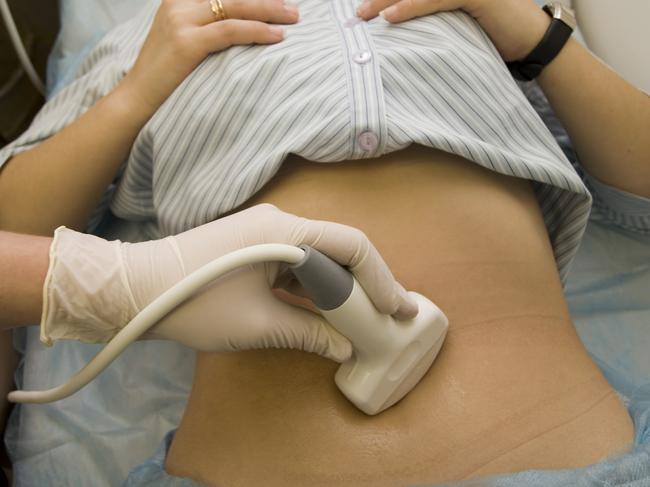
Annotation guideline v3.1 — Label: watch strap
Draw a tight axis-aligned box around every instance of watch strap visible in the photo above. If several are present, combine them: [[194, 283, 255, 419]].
[[506, 11, 573, 81]]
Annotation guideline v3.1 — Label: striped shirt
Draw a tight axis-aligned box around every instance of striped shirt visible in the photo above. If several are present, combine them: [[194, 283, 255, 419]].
[[1, 0, 632, 283]]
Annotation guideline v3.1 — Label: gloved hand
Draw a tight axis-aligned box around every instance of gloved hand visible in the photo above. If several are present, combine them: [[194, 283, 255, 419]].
[[41, 204, 418, 362]]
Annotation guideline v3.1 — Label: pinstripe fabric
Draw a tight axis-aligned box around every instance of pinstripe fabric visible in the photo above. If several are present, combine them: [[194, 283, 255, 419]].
[[0, 0, 596, 282], [585, 174, 650, 235]]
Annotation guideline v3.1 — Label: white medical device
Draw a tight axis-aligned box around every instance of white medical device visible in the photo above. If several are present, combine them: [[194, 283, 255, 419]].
[[290, 245, 449, 414], [0, 0, 45, 94], [8, 244, 448, 415]]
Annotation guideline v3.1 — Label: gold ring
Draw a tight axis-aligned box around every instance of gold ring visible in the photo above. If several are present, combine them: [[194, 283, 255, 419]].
[[209, 0, 227, 21]]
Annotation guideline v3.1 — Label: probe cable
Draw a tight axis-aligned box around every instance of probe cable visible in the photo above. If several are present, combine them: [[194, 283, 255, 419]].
[[8, 244, 306, 404], [0, 0, 45, 95]]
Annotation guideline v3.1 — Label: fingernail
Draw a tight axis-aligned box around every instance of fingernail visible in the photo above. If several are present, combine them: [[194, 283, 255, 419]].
[[381, 5, 397, 19], [393, 301, 419, 321], [270, 26, 285, 39], [332, 340, 353, 363], [388, 282, 418, 321], [284, 4, 299, 17], [356, 2, 367, 16]]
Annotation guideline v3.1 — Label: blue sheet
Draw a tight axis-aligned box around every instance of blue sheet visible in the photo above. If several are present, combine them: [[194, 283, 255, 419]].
[[4, 1, 650, 485]]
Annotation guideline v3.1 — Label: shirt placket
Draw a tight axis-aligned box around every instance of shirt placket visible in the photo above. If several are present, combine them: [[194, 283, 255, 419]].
[[331, 0, 387, 159]]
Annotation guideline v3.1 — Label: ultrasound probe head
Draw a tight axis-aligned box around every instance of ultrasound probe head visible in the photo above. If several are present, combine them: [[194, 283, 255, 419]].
[[290, 246, 449, 415]]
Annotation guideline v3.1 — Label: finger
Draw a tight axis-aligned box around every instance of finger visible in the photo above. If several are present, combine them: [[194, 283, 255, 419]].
[[391, 283, 419, 320], [380, 0, 465, 23], [220, 0, 299, 24], [356, 0, 398, 20], [269, 302, 353, 363], [197, 19, 286, 52], [290, 217, 419, 319], [182, 1, 221, 26]]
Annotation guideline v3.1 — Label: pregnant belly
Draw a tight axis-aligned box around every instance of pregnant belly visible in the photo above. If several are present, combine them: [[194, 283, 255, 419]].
[[165, 145, 632, 486]]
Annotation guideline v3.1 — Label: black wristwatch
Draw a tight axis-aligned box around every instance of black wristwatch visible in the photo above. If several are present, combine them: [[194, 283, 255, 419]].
[[507, 2, 576, 81]]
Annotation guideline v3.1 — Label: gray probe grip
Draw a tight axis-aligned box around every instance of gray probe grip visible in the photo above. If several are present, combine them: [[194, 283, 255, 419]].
[[289, 245, 354, 311]]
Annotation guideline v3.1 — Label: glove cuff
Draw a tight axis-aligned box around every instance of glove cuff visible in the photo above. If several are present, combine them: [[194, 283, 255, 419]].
[[41, 227, 139, 346]]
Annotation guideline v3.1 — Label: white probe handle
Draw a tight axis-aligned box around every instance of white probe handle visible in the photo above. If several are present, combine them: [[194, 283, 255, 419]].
[[325, 282, 448, 415]]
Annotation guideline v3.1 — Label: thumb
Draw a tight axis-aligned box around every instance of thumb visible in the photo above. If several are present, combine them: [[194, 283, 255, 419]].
[[271, 302, 353, 363]]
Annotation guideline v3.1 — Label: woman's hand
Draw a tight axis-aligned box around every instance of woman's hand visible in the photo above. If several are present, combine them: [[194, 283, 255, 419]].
[[356, 0, 551, 61], [0, 0, 300, 235], [41, 205, 418, 362], [358, 0, 650, 197], [121, 0, 299, 113]]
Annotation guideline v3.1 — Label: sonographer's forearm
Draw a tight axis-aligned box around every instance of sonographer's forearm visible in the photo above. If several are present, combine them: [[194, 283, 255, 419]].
[[539, 39, 650, 198], [0, 232, 51, 329], [0, 81, 157, 235]]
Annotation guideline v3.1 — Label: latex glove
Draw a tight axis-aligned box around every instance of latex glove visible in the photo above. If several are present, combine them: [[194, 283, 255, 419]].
[[42, 204, 418, 362], [356, 0, 552, 62]]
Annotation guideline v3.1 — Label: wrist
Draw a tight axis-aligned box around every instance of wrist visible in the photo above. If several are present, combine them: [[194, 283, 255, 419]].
[[41, 228, 139, 345], [506, 2, 576, 81], [110, 76, 162, 125], [537, 36, 578, 86], [515, 8, 554, 61], [122, 237, 187, 312], [478, 3, 552, 62]]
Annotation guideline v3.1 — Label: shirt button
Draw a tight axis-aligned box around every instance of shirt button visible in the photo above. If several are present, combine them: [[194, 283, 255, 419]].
[[352, 50, 372, 64], [343, 16, 361, 28], [357, 131, 379, 152]]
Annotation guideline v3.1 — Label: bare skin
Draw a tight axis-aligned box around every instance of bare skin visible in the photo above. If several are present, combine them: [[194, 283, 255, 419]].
[[165, 145, 634, 486], [0, 0, 297, 235], [0, 0, 646, 482], [357, 0, 650, 198], [0, 1, 300, 460]]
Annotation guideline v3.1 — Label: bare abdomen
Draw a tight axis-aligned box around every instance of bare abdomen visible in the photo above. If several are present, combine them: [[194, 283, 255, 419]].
[[166, 145, 633, 486]]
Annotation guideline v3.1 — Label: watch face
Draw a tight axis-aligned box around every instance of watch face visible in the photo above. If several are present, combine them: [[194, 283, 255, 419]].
[[545, 2, 577, 30]]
